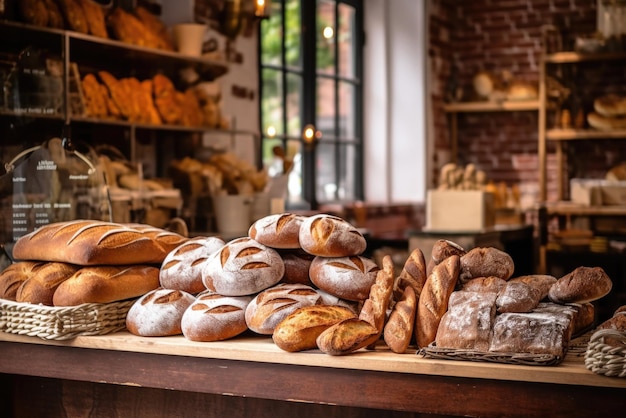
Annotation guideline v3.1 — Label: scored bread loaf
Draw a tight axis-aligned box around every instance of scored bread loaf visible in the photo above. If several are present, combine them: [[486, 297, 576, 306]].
[[358, 255, 395, 334], [12, 220, 172, 265], [0, 261, 46, 301], [126, 288, 196, 337], [383, 286, 417, 353], [52, 265, 160, 306], [416, 254, 460, 348], [181, 290, 252, 342], [299, 214, 366, 257], [272, 305, 356, 352], [15, 262, 79, 305], [461, 276, 507, 294], [309, 255, 379, 301], [548, 266, 612, 304], [393, 248, 427, 303], [248, 213, 306, 249], [125, 223, 189, 254]]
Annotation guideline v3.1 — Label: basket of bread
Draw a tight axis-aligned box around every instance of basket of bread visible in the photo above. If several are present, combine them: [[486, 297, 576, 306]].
[[584, 308, 626, 378]]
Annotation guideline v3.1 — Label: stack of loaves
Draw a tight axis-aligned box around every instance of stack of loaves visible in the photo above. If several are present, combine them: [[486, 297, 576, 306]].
[[0, 220, 188, 306], [587, 94, 626, 131]]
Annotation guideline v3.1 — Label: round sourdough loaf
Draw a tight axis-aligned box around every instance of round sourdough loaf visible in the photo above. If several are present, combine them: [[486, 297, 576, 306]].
[[278, 249, 315, 286], [496, 281, 542, 313], [309, 255, 380, 301], [202, 237, 285, 296], [181, 290, 252, 342], [159, 236, 225, 294], [549, 266, 612, 304], [461, 276, 508, 294], [248, 213, 305, 249], [16, 262, 80, 305], [245, 283, 323, 335], [126, 288, 196, 336], [509, 274, 557, 300], [459, 247, 514, 284], [430, 239, 466, 264], [298, 214, 366, 257], [0, 261, 46, 301]]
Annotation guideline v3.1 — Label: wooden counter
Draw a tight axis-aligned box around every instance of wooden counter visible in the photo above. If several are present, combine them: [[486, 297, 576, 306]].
[[0, 331, 624, 417]]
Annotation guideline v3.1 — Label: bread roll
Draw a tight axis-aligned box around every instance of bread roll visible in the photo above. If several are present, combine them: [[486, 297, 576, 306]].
[[309, 255, 379, 301], [126, 288, 196, 336], [272, 305, 356, 352], [383, 286, 417, 353], [245, 283, 322, 335], [181, 290, 252, 342], [299, 214, 366, 257], [159, 236, 225, 294], [548, 266, 612, 304], [461, 276, 507, 294], [0, 261, 46, 301], [415, 255, 460, 348], [278, 249, 315, 286], [459, 247, 514, 284], [393, 248, 427, 303], [52, 265, 160, 306], [315, 317, 380, 356], [202, 237, 285, 296], [509, 274, 557, 300], [248, 213, 305, 249], [496, 281, 542, 313], [15, 262, 79, 305], [12, 220, 172, 266]]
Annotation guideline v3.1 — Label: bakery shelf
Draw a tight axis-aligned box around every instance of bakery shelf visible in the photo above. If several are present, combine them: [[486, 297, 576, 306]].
[[543, 50, 626, 64], [443, 100, 540, 113], [545, 202, 626, 217], [546, 128, 626, 141]]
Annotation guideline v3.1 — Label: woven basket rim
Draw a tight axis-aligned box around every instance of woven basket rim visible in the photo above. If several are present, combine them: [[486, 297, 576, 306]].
[[584, 328, 626, 378]]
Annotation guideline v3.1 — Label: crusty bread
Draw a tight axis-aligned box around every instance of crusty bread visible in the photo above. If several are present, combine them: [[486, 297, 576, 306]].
[[309, 255, 379, 301], [245, 283, 322, 335], [15, 262, 79, 305], [415, 254, 460, 348], [273, 305, 356, 352], [459, 247, 514, 284], [248, 213, 305, 249], [383, 286, 417, 353], [315, 317, 380, 356], [299, 214, 366, 257], [358, 255, 395, 334], [52, 265, 160, 306], [202, 237, 285, 296], [548, 266, 612, 304], [393, 248, 427, 303], [126, 288, 196, 336], [587, 111, 626, 131], [594, 308, 626, 346], [571, 302, 595, 336], [509, 274, 557, 300], [461, 276, 507, 294], [12, 220, 171, 266], [159, 236, 225, 294], [594, 94, 626, 117], [430, 239, 466, 264], [496, 281, 541, 313], [78, 0, 108, 38], [57, 0, 89, 33], [0, 261, 46, 301], [181, 290, 252, 342], [278, 249, 315, 286], [124, 223, 189, 254]]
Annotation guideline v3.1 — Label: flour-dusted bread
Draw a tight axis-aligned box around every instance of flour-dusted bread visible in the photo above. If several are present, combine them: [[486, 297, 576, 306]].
[[126, 288, 196, 336], [278, 249, 315, 286], [459, 247, 514, 284], [0, 261, 46, 301], [248, 213, 306, 249], [52, 265, 160, 306], [496, 281, 542, 313], [159, 236, 225, 294], [181, 290, 252, 342], [202, 237, 285, 296], [549, 266, 612, 304], [12, 220, 172, 265], [461, 276, 508, 294], [298, 214, 366, 257], [309, 255, 379, 301], [509, 274, 557, 301], [16, 262, 79, 305], [245, 283, 323, 335]]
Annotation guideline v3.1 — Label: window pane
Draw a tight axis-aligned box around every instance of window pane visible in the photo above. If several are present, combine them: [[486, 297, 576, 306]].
[[285, 139, 303, 202], [260, 2, 283, 66], [338, 3, 355, 78], [338, 143, 357, 200], [285, 0, 301, 68], [316, 77, 335, 137], [261, 68, 284, 136], [317, 0, 336, 75], [263, 138, 284, 177], [338, 81, 355, 138], [286, 72, 302, 137], [316, 142, 336, 201]]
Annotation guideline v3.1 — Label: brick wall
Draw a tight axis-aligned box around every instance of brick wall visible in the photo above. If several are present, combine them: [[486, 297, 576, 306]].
[[428, 0, 623, 204]]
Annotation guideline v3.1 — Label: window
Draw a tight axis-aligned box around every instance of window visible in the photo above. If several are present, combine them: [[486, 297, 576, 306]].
[[259, 0, 364, 208]]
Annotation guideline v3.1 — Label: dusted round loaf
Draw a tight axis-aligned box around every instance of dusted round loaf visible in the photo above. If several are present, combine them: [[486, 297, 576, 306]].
[[248, 213, 305, 249], [0, 261, 46, 301], [549, 266, 612, 304], [299, 214, 366, 257], [496, 281, 541, 313], [509, 274, 557, 301], [16, 262, 79, 305], [202, 237, 285, 296], [279, 249, 315, 286], [159, 236, 225, 294], [245, 283, 322, 335], [181, 290, 252, 342], [126, 288, 196, 336], [459, 247, 514, 283], [309, 255, 380, 301], [461, 276, 507, 294]]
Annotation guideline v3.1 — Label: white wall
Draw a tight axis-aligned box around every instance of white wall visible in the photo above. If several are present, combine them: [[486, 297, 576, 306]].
[[363, 0, 428, 204]]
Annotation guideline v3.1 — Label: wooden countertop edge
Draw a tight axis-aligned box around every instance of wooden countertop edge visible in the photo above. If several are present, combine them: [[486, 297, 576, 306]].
[[1, 331, 624, 389]]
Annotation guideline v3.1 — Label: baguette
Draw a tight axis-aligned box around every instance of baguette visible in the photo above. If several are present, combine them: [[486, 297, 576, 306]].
[[383, 286, 416, 353], [16, 262, 79, 305], [0, 261, 47, 301], [393, 248, 427, 303]]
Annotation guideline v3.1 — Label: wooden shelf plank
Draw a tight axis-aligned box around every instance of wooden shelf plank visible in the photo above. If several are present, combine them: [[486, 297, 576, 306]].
[[443, 100, 540, 113], [544, 51, 626, 64], [545, 202, 626, 216], [546, 128, 626, 141]]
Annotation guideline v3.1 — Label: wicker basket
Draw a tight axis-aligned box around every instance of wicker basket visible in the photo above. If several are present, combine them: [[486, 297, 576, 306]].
[[419, 344, 563, 366], [0, 298, 134, 340], [584, 328, 626, 378]]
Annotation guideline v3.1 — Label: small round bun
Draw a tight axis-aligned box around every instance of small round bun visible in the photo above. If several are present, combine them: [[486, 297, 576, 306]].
[[159, 236, 225, 294], [549, 266, 612, 304], [245, 283, 322, 335], [279, 249, 315, 286], [181, 290, 252, 342], [309, 255, 380, 301], [202, 237, 285, 296], [126, 288, 196, 336], [248, 213, 305, 249], [299, 214, 366, 257]]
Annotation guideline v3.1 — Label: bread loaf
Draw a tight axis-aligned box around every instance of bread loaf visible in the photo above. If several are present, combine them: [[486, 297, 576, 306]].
[[278, 249, 315, 286], [126, 288, 196, 336], [125, 223, 189, 254], [181, 290, 252, 342], [496, 281, 542, 313], [431, 239, 466, 264], [459, 247, 514, 284], [549, 266, 612, 304], [12, 220, 171, 266], [594, 308, 626, 346], [594, 94, 626, 117], [159, 236, 225, 294], [78, 0, 108, 38], [571, 302, 595, 336], [309, 255, 379, 301], [57, 0, 89, 33], [315, 317, 379, 356], [393, 248, 427, 303], [245, 283, 322, 335], [272, 305, 356, 352], [509, 274, 557, 300], [248, 213, 305, 249], [358, 255, 395, 334], [0, 261, 46, 301], [383, 286, 417, 353], [461, 276, 507, 294], [202, 237, 285, 296], [299, 214, 366, 257], [415, 255, 460, 348], [315, 289, 360, 313], [16, 262, 79, 305], [52, 265, 160, 306]]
